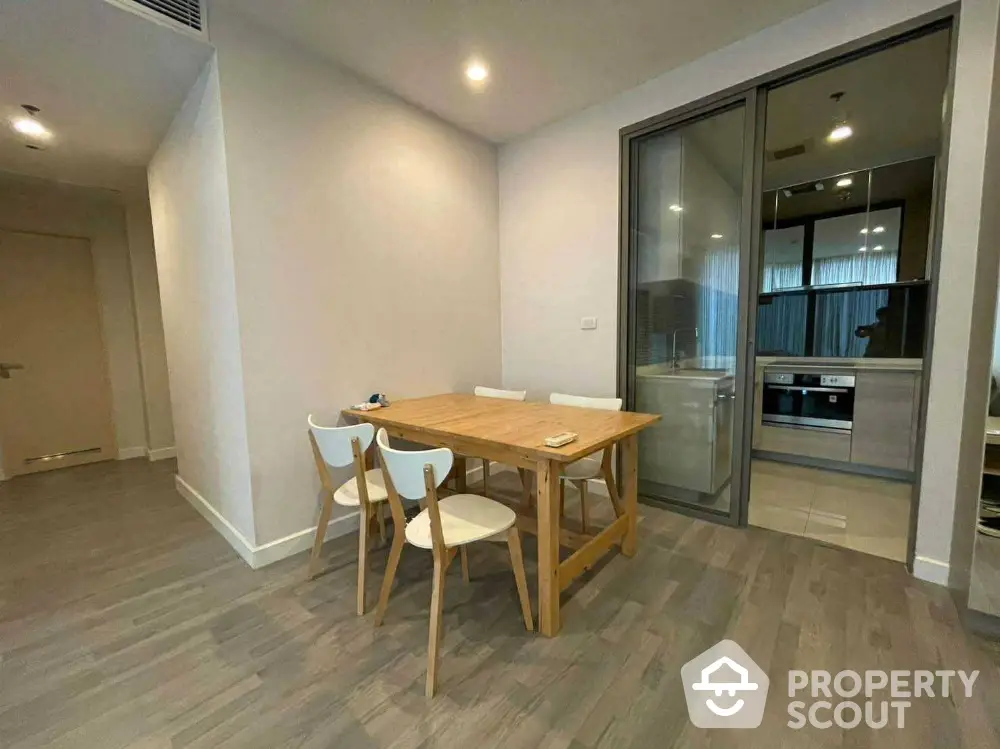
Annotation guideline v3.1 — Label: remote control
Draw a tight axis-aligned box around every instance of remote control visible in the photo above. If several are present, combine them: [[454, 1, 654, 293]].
[[544, 432, 578, 447]]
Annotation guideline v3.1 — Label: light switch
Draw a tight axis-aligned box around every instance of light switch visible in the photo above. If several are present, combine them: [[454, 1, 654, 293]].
[[580, 316, 598, 330]]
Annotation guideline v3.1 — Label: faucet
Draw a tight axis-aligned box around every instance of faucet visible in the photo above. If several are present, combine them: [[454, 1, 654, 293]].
[[670, 327, 699, 370]]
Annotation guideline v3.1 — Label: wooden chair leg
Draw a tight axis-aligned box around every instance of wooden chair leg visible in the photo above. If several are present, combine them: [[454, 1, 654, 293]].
[[460, 545, 470, 583], [307, 492, 335, 579], [377, 502, 387, 544], [482, 459, 490, 496], [518, 468, 534, 510], [427, 552, 448, 698], [575, 480, 589, 534], [374, 533, 405, 626], [357, 505, 370, 616], [506, 528, 534, 631]]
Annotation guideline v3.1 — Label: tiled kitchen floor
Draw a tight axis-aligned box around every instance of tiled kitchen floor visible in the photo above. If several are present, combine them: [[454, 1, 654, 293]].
[[748, 459, 911, 562]]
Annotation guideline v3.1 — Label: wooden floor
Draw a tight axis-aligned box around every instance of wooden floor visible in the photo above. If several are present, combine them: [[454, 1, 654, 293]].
[[3, 460, 1000, 748]]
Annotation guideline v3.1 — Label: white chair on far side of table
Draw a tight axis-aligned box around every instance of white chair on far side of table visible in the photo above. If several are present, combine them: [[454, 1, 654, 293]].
[[471, 385, 532, 500], [374, 427, 533, 698], [306, 415, 389, 615], [548, 392, 625, 533]]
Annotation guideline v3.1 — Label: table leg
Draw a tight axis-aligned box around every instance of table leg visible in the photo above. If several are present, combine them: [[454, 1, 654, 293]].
[[454, 456, 467, 493], [536, 458, 560, 636], [621, 434, 639, 557]]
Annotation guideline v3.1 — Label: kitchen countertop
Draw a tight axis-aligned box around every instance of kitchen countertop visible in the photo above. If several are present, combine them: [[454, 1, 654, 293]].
[[757, 357, 923, 372], [636, 364, 734, 382]]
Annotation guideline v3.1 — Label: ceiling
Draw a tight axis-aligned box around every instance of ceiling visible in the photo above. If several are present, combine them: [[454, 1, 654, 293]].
[[0, 0, 212, 189], [216, 0, 828, 143], [689, 28, 951, 192]]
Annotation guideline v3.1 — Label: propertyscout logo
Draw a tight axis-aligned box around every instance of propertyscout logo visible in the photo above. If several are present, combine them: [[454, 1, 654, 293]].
[[681, 640, 979, 730]]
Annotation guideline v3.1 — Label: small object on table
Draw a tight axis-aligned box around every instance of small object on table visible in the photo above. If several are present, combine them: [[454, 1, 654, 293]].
[[353, 401, 382, 411], [370, 393, 391, 407], [544, 432, 578, 448]]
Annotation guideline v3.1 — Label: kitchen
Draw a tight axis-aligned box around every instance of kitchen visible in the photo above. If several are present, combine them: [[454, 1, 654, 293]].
[[623, 24, 950, 563]]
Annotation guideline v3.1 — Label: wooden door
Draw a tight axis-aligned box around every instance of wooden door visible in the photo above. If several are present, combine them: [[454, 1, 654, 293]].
[[0, 230, 116, 476]]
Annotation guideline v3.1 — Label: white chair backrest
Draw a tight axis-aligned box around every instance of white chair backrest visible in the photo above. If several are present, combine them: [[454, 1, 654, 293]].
[[308, 415, 374, 468], [376, 428, 454, 501], [549, 392, 623, 412], [474, 385, 527, 401]]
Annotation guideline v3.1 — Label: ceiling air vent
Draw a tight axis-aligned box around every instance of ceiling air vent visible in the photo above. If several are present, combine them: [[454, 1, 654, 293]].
[[106, 0, 205, 36], [131, 0, 202, 31], [767, 138, 815, 162]]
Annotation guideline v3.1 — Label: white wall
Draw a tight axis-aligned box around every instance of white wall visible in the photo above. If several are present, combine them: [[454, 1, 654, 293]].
[[0, 171, 151, 459], [499, 0, 1000, 582], [124, 189, 175, 455], [148, 55, 256, 544], [206, 9, 501, 546]]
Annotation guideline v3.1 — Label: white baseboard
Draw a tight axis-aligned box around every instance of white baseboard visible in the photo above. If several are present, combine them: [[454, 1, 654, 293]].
[[174, 474, 360, 569], [117, 446, 147, 461], [913, 555, 950, 586], [147, 446, 177, 461]]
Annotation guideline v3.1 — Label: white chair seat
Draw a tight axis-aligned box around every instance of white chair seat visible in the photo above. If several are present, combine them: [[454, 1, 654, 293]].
[[333, 468, 389, 506], [561, 454, 602, 481], [405, 494, 516, 549]]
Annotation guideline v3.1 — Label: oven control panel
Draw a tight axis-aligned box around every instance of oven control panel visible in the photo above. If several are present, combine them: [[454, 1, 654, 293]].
[[820, 374, 856, 388]]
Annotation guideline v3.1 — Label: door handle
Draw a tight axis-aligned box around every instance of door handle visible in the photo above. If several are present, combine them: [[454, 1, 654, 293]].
[[0, 362, 24, 379]]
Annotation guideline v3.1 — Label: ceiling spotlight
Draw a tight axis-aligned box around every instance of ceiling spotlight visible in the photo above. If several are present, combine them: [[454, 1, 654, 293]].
[[873, 245, 884, 251], [710, 233, 724, 239], [858, 246, 868, 253], [860, 228, 869, 234], [872, 225, 885, 234], [465, 61, 489, 83], [827, 124, 853, 142], [12, 116, 50, 140], [836, 177, 853, 188], [669, 204, 683, 213]]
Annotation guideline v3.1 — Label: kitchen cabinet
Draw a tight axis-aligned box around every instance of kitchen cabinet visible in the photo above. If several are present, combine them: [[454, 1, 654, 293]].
[[635, 371, 733, 496], [849, 371, 920, 471]]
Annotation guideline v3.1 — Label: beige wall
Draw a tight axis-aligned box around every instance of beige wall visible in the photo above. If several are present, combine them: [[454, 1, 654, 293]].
[[210, 9, 501, 545], [499, 0, 1000, 583], [148, 55, 256, 544], [0, 170, 164, 460]]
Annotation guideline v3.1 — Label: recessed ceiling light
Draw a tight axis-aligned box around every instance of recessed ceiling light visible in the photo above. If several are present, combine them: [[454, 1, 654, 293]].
[[827, 124, 853, 142], [860, 228, 869, 234], [669, 204, 683, 213], [836, 177, 853, 187], [858, 246, 868, 253], [873, 245, 884, 251], [710, 233, 724, 239], [872, 225, 885, 234], [465, 61, 489, 83], [12, 116, 50, 140]]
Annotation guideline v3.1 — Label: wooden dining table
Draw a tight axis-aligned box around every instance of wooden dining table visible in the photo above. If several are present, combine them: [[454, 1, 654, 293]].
[[344, 393, 660, 636]]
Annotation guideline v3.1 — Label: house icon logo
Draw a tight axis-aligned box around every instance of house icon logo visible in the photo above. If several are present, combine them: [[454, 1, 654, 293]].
[[681, 640, 770, 728]]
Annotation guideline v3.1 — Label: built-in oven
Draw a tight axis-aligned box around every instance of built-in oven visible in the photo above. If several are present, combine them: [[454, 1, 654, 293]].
[[761, 371, 856, 433]]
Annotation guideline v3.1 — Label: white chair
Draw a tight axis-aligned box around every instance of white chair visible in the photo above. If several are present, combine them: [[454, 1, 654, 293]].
[[549, 393, 625, 533], [374, 427, 533, 698], [471, 386, 531, 500], [307, 415, 389, 616]]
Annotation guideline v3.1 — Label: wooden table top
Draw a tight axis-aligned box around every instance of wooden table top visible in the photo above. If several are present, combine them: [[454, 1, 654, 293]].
[[344, 393, 660, 463]]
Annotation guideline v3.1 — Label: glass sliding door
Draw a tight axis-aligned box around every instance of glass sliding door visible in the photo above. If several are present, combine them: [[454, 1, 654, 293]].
[[621, 96, 759, 522]]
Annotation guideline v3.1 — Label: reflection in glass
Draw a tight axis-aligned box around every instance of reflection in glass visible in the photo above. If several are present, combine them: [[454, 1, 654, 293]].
[[755, 158, 933, 359], [757, 294, 807, 355], [631, 104, 745, 515], [812, 207, 901, 287], [761, 226, 805, 291]]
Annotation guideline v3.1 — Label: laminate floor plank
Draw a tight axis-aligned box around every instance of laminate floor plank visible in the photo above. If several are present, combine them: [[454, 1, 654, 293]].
[[3, 462, 1000, 747]]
